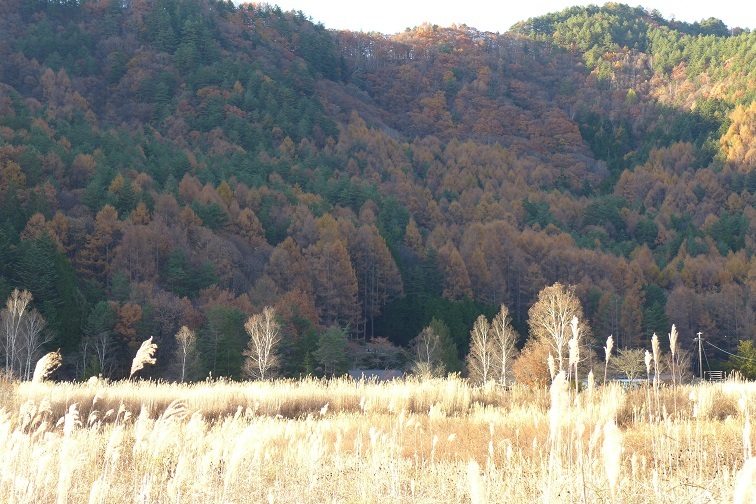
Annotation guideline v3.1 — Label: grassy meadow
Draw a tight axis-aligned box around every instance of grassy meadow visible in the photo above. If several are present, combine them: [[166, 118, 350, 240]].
[[0, 375, 754, 503]]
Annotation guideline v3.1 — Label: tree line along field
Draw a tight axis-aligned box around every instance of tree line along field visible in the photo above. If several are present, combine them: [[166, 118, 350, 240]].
[[0, 374, 754, 503], [1, 0, 756, 385]]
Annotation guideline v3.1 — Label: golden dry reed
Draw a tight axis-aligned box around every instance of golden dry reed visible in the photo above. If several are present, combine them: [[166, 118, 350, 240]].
[[129, 337, 157, 378], [0, 375, 754, 503], [31, 350, 62, 384]]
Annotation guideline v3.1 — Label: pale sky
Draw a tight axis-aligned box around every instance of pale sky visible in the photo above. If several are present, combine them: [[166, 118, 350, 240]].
[[242, 1, 753, 34]]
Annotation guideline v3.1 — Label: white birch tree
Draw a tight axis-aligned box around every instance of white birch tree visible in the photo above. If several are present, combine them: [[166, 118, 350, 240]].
[[243, 307, 282, 380], [491, 304, 519, 386]]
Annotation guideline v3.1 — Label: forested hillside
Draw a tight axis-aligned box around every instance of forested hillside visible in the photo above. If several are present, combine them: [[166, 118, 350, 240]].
[[0, 0, 754, 380]]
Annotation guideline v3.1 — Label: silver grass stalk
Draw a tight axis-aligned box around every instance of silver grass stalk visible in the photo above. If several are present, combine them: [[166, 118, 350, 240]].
[[568, 316, 581, 393], [744, 405, 752, 461], [568, 335, 579, 393], [669, 325, 678, 415], [549, 371, 569, 442], [547, 370, 569, 502], [669, 324, 678, 382], [651, 333, 661, 416], [603, 419, 622, 502], [603, 335, 614, 386], [733, 457, 756, 504], [548, 353, 556, 381], [130, 337, 157, 378], [651, 333, 660, 385], [467, 459, 484, 504], [586, 369, 595, 399], [31, 350, 62, 383]]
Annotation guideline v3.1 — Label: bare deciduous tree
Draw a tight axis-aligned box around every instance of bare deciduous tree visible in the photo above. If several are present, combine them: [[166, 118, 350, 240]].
[[410, 319, 459, 378], [468, 305, 520, 385], [173, 326, 199, 383], [491, 305, 519, 386], [1, 290, 52, 380], [91, 330, 117, 379], [412, 325, 442, 378], [528, 282, 587, 373], [243, 307, 281, 380], [468, 314, 496, 384], [611, 348, 646, 382], [19, 308, 51, 381], [1, 289, 32, 376]]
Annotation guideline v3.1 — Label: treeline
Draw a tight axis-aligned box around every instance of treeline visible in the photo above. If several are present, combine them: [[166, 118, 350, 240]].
[[0, 0, 754, 380]]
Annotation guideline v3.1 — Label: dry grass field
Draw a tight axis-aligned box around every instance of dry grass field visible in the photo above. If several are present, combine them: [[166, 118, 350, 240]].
[[0, 375, 754, 503]]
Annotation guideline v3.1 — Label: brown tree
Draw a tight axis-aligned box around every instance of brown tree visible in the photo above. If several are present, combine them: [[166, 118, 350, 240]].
[[77, 205, 121, 284], [350, 224, 403, 338], [306, 219, 360, 329], [512, 338, 552, 386], [439, 241, 473, 301]]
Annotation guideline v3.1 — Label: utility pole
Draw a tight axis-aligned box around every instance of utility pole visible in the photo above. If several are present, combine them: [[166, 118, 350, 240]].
[[695, 331, 703, 380]]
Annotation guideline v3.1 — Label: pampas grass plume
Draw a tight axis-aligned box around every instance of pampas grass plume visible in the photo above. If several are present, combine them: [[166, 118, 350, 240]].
[[651, 333, 660, 364], [604, 335, 614, 386], [669, 324, 678, 357], [605, 334, 614, 364], [32, 350, 62, 383], [548, 353, 556, 380], [130, 337, 158, 378], [568, 336, 579, 369]]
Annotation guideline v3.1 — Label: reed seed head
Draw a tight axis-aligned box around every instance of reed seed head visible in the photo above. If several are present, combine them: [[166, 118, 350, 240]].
[[130, 337, 158, 378], [31, 350, 62, 383], [605, 335, 614, 365], [669, 324, 678, 357]]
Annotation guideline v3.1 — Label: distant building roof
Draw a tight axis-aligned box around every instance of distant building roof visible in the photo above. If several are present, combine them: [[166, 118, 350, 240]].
[[348, 369, 404, 382]]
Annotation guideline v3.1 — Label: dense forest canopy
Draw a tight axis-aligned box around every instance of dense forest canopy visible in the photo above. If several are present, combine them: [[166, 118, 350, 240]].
[[0, 0, 754, 380]]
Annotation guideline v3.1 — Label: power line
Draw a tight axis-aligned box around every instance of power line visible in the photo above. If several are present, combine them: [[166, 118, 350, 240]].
[[701, 343, 712, 372], [704, 340, 756, 362]]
